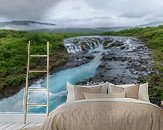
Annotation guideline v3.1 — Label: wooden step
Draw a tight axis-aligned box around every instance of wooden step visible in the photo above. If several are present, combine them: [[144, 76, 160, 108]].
[[28, 88, 47, 91], [27, 104, 47, 107], [30, 55, 47, 57], [29, 70, 47, 73]]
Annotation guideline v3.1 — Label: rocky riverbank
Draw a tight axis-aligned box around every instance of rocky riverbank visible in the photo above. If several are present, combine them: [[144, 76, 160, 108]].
[[65, 36, 155, 85], [81, 37, 155, 84]]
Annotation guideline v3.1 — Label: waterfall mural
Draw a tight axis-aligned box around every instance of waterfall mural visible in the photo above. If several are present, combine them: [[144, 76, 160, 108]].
[[0, 1, 163, 129], [0, 36, 156, 112]]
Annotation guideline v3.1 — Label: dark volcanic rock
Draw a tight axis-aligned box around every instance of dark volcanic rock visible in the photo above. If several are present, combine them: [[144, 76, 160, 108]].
[[74, 36, 155, 85], [60, 53, 94, 70]]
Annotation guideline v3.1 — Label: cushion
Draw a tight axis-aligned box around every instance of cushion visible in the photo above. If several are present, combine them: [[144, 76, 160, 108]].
[[111, 84, 139, 99], [74, 86, 102, 100], [139, 83, 150, 102], [108, 83, 135, 93], [66, 82, 108, 102], [108, 82, 150, 102], [84, 93, 125, 99]]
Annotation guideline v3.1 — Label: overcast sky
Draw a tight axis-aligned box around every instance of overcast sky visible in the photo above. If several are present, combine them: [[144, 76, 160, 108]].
[[0, 0, 163, 27]]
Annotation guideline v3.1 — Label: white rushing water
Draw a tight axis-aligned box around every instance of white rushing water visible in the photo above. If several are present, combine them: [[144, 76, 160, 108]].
[[64, 36, 101, 53]]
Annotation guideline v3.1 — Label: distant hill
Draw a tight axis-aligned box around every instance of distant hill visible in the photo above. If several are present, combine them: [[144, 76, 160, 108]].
[[0, 20, 56, 30], [0, 20, 163, 33], [137, 21, 163, 27], [32, 26, 130, 33], [0, 20, 130, 33]]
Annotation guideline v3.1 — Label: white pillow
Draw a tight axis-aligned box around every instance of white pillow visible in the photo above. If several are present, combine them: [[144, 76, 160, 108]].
[[66, 82, 76, 102], [139, 83, 150, 102], [84, 93, 125, 99], [108, 83, 135, 93], [66, 82, 108, 102], [108, 82, 150, 102]]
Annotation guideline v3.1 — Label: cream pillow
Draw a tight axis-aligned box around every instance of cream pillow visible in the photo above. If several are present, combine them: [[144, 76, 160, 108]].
[[84, 93, 125, 99], [139, 83, 150, 102], [66, 82, 108, 102], [108, 83, 135, 93], [108, 82, 150, 102], [66, 82, 76, 102], [111, 85, 139, 99]]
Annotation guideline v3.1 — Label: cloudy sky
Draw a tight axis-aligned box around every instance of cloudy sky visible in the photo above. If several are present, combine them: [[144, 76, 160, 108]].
[[0, 0, 163, 27]]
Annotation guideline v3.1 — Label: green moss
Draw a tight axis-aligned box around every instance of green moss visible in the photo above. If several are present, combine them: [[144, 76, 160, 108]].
[[0, 30, 81, 92]]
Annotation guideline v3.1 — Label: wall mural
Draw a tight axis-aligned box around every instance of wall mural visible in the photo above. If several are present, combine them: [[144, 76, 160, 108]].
[[0, 0, 163, 114]]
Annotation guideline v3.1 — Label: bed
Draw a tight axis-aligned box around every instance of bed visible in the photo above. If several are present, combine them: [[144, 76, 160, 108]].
[[42, 82, 163, 130]]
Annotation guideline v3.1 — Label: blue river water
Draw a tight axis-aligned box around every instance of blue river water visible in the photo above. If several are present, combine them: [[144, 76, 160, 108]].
[[0, 44, 105, 113]]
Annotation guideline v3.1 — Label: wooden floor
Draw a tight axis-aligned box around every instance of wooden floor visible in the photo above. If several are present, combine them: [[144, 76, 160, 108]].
[[0, 122, 43, 130], [0, 113, 46, 130]]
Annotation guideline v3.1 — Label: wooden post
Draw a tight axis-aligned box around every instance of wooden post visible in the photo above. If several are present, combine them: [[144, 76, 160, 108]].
[[46, 41, 50, 116], [24, 41, 30, 124]]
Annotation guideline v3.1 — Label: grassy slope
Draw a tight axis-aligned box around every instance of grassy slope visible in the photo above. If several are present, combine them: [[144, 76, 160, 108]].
[[103, 26, 163, 100], [0, 30, 81, 95]]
